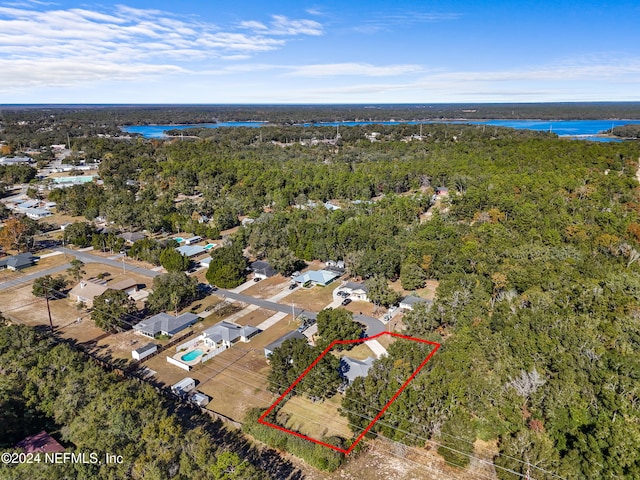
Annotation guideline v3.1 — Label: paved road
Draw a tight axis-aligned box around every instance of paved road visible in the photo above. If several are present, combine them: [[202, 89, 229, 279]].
[[55, 247, 162, 278], [0, 262, 71, 291], [217, 289, 308, 317], [354, 313, 385, 336], [216, 287, 385, 335]]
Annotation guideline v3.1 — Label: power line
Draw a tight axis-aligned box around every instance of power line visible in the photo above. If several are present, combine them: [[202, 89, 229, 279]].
[[188, 350, 536, 480]]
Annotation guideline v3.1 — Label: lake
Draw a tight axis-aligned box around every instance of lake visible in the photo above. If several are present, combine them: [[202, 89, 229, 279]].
[[121, 119, 640, 141]]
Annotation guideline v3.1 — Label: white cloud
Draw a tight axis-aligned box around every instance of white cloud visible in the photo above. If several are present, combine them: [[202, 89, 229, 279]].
[[0, 4, 325, 92], [287, 62, 423, 77], [240, 15, 323, 36]]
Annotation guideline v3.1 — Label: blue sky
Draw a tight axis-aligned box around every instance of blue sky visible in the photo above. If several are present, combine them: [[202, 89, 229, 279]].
[[1, 0, 639, 103]]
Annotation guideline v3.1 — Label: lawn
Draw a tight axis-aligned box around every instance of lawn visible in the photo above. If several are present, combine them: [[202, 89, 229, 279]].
[[286, 284, 337, 312], [276, 395, 353, 441], [242, 275, 289, 299]]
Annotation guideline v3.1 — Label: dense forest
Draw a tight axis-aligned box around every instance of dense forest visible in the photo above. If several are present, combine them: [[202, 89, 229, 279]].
[[0, 323, 302, 479], [2, 107, 640, 478]]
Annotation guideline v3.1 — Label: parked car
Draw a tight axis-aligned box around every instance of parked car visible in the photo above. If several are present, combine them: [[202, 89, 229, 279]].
[[341, 298, 352, 306], [254, 277, 261, 282], [289, 283, 298, 290]]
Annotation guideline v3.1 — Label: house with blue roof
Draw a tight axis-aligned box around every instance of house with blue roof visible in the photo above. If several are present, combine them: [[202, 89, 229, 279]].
[[292, 269, 341, 287]]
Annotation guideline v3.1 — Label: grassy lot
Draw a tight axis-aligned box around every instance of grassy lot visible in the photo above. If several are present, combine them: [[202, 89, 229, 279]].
[[340, 342, 375, 360], [0, 252, 68, 281], [344, 300, 379, 317], [389, 278, 439, 301], [0, 282, 103, 343], [287, 284, 337, 312], [277, 394, 353, 441], [242, 275, 289, 299]]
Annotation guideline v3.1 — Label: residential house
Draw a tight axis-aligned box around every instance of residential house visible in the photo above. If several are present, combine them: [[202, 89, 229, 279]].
[[340, 281, 369, 301], [14, 431, 64, 454], [264, 330, 306, 358], [250, 260, 277, 280], [68, 277, 138, 307], [175, 244, 206, 258], [292, 269, 341, 287], [108, 278, 139, 295], [399, 295, 432, 311], [22, 208, 53, 219], [340, 356, 375, 385], [134, 312, 199, 338], [0, 253, 37, 271], [68, 279, 108, 307], [184, 236, 202, 245], [118, 231, 146, 244], [200, 321, 260, 350]]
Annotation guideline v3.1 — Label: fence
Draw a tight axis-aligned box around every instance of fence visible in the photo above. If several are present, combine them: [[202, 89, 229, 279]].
[[176, 335, 201, 352], [166, 355, 191, 371], [199, 345, 228, 363]]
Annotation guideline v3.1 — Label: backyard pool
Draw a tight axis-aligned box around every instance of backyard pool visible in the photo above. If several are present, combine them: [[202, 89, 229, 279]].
[[181, 349, 203, 362], [204, 243, 217, 250], [173, 237, 184, 243]]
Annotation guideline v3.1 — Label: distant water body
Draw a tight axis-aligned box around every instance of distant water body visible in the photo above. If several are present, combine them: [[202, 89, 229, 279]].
[[122, 119, 640, 142]]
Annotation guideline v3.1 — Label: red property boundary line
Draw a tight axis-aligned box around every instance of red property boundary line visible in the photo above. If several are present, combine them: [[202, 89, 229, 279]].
[[258, 331, 441, 455]]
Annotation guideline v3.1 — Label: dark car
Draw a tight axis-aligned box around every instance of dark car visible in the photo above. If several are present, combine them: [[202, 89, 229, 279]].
[[289, 283, 298, 290], [341, 298, 352, 306]]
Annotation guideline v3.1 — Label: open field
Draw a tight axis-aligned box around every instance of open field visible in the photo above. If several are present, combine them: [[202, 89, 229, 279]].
[[344, 300, 379, 317], [242, 275, 289, 298], [277, 395, 353, 441], [389, 279, 439, 301], [287, 284, 337, 312], [339, 342, 376, 360]]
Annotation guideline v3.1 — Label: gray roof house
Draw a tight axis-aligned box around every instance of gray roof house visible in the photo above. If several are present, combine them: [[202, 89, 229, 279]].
[[250, 260, 277, 280], [0, 253, 37, 271], [340, 281, 369, 301], [176, 245, 207, 258], [340, 356, 375, 385], [200, 321, 260, 349], [399, 295, 432, 311], [292, 269, 340, 286], [264, 330, 306, 358], [118, 231, 146, 244], [134, 312, 199, 338]]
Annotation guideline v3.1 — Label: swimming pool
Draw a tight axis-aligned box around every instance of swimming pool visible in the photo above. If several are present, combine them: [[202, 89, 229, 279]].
[[204, 243, 217, 250], [181, 349, 203, 362], [173, 237, 184, 243]]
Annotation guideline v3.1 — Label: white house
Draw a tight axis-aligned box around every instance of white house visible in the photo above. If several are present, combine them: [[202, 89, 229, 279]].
[[340, 281, 369, 301], [399, 295, 432, 311]]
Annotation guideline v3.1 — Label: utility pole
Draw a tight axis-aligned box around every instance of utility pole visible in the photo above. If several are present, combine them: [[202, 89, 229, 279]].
[[45, 278, 54, 333]]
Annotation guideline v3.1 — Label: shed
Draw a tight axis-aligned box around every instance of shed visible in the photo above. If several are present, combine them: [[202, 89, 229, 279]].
[[171, 377, 195, 395], [191, 392, 210, 407], [184, 236, 202, 245], [132, 343, 157, 361]]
